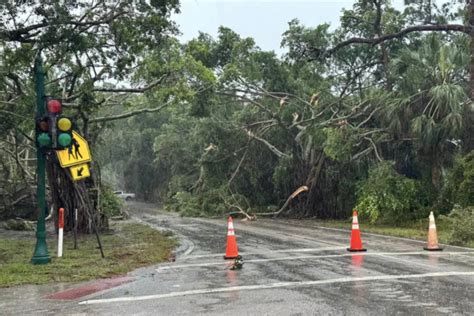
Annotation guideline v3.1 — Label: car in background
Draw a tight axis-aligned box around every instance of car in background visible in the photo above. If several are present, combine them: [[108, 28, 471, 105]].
[[114, 191, 136, 201]]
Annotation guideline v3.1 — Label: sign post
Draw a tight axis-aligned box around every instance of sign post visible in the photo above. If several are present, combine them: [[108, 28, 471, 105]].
[[31, 55, 51, 264], [58, 208, 64, 257]]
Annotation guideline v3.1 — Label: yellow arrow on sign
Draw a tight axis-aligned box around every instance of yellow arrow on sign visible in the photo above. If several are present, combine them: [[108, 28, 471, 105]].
[[56, 131, 92, 168], [69, 163, 90, 181]]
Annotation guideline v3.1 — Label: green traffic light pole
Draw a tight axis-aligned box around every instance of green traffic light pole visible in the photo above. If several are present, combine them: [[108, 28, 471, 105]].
[[31, 54, 51, 264]]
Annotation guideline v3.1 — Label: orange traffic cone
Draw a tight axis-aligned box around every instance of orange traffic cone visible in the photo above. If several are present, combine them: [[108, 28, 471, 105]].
[[224, 216, 239, 259], [347, 210, 367, 252], [423, 211, 443, 251]]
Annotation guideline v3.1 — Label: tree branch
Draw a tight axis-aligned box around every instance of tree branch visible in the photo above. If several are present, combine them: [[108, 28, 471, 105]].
[[228, 142, 250, 187], [326, 24, 469, 56], [92, 74, 168, 93], [0, 10, 127, 42], [365, 137, 383, 162], [89, 100, 173, 123], [258, 186, 309, 217], [243, 128, 289, 158]]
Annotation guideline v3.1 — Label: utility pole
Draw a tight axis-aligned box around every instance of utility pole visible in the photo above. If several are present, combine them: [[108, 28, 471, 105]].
[[31, 54, 51, 264]]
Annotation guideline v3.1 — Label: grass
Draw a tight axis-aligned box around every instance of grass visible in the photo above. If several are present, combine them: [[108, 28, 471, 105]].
[[0, 221, 177, 288], [314, 218, 474, 248]]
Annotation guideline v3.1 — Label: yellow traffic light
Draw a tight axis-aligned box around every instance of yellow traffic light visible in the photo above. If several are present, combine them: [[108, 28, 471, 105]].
[[57, 117, 72, 132]]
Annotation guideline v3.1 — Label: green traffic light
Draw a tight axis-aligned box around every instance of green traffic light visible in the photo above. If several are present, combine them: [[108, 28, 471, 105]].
[[37, 133, 51, 147], [58, 133, 72, 147]]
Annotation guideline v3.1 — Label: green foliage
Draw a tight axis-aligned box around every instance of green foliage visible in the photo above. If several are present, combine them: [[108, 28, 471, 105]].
[[440, 205, 474, 246], [166, 187, 228, 217], [100, 186, 123, 217], [457, 153, 474, 206], [439, 151, 474, 211], [272, 156, 297, 196], [355, 162, 425, 223], [166, 191, 201, 217], [323, 127, 353, 161], [90, 0, 473, 228]]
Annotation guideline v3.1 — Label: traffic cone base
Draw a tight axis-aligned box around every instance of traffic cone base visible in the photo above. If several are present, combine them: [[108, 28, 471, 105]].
[[347, 248, 367, 252], [224, 216, 239, 260], [423, 246, 443, 251]]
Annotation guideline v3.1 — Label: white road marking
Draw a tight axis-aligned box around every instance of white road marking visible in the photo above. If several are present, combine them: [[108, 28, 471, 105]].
[[79, 271, 474, 305], [182, 239, 195, 256], [183, 247, 347, 259], [156, 251, 474, 271]]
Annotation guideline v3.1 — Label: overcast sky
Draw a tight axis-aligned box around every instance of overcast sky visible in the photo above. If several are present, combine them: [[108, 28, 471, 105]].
[[172, 0, 407, 56]]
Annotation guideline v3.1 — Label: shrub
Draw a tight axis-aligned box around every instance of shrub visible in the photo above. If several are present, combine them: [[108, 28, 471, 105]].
[[355, 162, 424, 224], [438, 151, 474, 212], [166, 187, 230, 217], [166, 191, 199, 216], [440, 205, 474, 246], [100, 185, 123, 217]]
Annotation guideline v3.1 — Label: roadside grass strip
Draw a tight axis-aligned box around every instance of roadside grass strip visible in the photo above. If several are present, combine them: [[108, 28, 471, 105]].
[[0, 222, 177, 287], [79, 271, 474, 305], [156, 251, 474, 271]]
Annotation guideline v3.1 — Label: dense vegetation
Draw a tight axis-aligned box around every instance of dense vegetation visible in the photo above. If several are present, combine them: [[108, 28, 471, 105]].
[[98, 1, 473, 224], [1, 1, 473, 243]]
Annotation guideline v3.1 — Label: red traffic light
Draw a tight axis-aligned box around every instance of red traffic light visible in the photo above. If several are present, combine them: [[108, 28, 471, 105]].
[[47, 99, 62, 114]]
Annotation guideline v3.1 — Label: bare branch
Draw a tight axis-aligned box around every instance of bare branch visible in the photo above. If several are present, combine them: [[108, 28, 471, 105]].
[[351, 147, 373, 161], [0, 10, 127, 42], [92, 74, 168, 93], [89, 100, 174, 123], [326, 24, 468, 56], [365, 137, 383, 162], [258, 186, 309, 217], [243, 128, 289, 158], [228, 142, 250, 187]]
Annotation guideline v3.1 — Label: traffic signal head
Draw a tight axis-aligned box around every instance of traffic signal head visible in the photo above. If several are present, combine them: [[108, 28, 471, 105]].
[[38, 98, 74, 149]]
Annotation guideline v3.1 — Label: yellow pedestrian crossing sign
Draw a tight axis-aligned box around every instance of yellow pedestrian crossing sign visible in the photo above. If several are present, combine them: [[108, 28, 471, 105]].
[[56, 131, 92, 168], [69, 163, 90, 181]]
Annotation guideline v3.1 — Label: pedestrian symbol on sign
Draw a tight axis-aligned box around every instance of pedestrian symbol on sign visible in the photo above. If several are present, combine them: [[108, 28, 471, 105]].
[[68, 138, 83, 160]]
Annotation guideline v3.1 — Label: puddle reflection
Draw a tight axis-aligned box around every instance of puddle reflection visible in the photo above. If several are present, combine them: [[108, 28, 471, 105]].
[[226, 269, 239, 300], [351, 254, 366, 299], [428, 254, 439, 266], [351, 254, 364, 269]]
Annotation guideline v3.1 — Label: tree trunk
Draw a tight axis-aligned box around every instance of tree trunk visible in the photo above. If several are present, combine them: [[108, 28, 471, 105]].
[[46, 156, 105, 234], [468, 1, 474, 101], [467, 1, 474, 152]]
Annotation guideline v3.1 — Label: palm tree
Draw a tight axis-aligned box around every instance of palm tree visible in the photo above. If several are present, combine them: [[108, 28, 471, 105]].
[[387, 34, 468, 187]]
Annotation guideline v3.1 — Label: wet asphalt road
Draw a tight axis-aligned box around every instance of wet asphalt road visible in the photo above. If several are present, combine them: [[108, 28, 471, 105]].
[[2, 202, 474, 315]]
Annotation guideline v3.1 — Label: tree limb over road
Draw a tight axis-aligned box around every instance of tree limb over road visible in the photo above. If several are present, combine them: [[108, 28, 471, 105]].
[[325, 24, 469, 56]]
